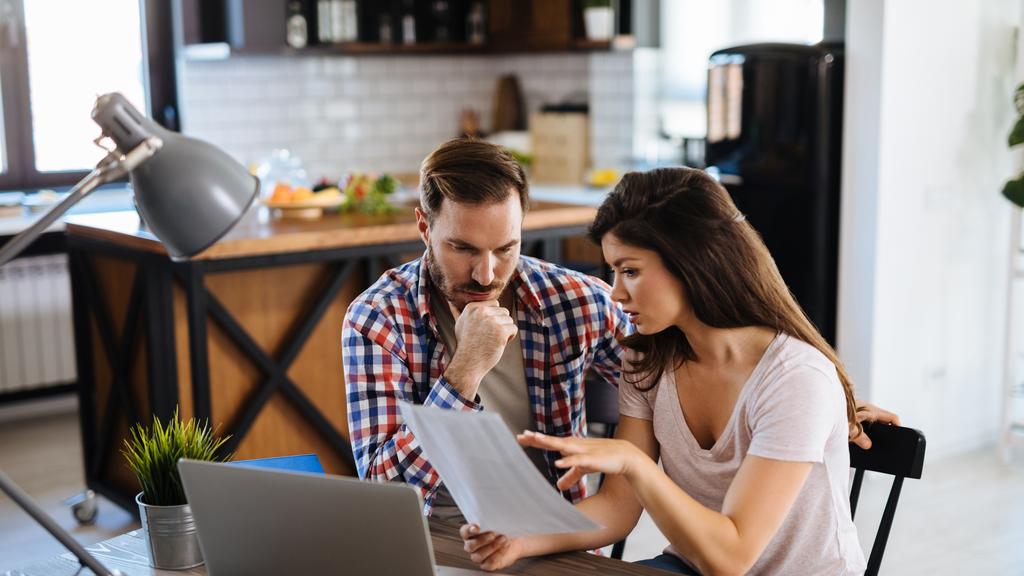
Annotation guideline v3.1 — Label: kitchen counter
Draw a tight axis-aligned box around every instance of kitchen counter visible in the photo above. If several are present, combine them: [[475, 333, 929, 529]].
[[0, 187, 133, 236], [65, 199, 597, 260], [0, 183, 612, 239]]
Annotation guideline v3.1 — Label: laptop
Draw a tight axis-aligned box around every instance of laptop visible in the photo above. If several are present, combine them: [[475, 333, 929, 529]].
[[177, 459, 489, 575]]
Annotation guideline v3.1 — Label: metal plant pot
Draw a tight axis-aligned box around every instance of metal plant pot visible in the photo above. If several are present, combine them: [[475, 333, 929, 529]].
[[135, 492, 204, 569]]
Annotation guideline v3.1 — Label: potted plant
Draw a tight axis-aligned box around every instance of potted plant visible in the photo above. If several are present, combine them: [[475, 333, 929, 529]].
[[583, 0, 614, 42], [1003, 82, 1024, 207], [122, 409, 231, 569]]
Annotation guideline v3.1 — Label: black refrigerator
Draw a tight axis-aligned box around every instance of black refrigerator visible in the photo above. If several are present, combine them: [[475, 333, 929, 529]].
[[704, 42, 844, 345]]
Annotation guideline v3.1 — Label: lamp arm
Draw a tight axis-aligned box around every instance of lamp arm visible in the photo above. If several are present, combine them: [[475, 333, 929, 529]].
[[0, 470, 123, 576], [0, 136, 163, 267]]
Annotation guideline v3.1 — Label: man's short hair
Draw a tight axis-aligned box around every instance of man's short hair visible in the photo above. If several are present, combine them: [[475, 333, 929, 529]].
[[419, 138, 529, 224]]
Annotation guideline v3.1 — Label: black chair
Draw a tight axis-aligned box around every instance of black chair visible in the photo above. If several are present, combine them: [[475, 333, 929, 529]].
[[849, 422, 926, 576], [584, 370, 628, 559]]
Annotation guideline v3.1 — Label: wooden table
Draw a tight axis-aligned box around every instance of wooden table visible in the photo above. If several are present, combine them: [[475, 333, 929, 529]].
[[6, 520, 670, 575], [63, 201, 599, 514]]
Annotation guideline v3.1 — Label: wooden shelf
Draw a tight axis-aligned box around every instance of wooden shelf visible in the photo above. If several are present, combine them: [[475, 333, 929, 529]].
[[185, 39, 623, 61], [292, 41, 489, 56]]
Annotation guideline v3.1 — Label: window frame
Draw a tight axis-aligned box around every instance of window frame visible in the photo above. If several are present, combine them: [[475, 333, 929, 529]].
[[0, 0, 178, 191]]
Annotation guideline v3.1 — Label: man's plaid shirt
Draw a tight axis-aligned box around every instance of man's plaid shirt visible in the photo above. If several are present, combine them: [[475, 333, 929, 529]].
[[343, 254, 630, 514]]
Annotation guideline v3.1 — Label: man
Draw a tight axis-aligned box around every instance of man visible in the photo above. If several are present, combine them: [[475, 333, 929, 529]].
[[342, 138, 629, 518]]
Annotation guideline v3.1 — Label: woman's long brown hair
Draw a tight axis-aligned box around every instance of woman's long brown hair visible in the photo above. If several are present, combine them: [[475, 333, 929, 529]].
[[588, 167, 861, 437]]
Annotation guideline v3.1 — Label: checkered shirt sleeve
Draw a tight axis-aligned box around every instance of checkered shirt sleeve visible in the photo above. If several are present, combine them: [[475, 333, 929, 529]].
[[343, 297, 480, 507]]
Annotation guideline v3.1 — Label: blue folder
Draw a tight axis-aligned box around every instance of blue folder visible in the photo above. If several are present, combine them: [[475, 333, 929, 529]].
[[230, 453, 325, 475]]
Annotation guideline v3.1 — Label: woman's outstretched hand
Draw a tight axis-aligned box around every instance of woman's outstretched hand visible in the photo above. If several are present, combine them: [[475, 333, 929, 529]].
[[517, 430, 648, 490], [459, 523, 524, 571]]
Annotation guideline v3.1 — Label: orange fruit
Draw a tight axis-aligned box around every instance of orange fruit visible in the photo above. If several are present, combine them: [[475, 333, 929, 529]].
[[270, 182, 294, 203]]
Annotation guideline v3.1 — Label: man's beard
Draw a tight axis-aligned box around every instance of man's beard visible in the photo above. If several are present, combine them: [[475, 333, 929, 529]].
[[425, 245, 508, 309]]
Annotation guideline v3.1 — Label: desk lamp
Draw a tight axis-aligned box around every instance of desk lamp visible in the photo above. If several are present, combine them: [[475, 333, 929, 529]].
[[0, 93, 258, 574], [0, 92, 259, 266]]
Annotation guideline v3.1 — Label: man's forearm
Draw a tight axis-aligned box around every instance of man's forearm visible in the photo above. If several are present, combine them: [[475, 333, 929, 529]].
[[443, 352, 486, 400]]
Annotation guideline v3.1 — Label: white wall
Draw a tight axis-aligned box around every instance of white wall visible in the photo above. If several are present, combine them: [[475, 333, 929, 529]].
[[839, 0, 1020, 458]]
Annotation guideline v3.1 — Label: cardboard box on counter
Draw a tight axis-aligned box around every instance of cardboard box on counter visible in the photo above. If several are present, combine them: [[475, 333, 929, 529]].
[[530, 112, 589, 185]]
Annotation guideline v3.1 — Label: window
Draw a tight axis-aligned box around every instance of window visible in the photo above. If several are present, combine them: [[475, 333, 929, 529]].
[[0, 0, 177, 190], [24, 0, 148, 173], [658, 0, 824, 140]]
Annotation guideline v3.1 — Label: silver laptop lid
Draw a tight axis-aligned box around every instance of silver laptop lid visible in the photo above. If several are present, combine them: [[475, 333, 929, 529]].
[[178, 459, 437, 576]]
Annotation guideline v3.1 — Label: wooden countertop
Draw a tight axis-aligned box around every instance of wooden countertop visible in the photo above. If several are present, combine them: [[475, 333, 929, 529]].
[[64, 201, 597, 261]]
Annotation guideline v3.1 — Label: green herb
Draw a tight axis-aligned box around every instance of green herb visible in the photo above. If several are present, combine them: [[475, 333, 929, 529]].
[[342, 172, 400, 214], [1003, 83, 1024, 207], [375, 174, 398, 195], [508, 149, 534, 168], [122, 408, 231, 506]]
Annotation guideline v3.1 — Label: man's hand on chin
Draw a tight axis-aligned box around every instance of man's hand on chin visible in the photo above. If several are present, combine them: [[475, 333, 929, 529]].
[[444, 300, 517, 398]]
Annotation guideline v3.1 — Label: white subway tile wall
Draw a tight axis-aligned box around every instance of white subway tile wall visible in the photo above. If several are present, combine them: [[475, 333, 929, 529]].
[[588, 52, 635, 170], [180, 52, 636, 182]]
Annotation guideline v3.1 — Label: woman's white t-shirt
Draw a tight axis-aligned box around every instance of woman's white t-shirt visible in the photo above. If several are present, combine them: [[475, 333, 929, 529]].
[[618, 333, 866, 575]]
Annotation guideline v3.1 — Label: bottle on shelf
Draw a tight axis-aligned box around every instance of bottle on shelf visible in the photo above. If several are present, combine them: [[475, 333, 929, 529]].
[[401, 0, 416, 44], [340, 0, 359, 41], [431, 0, 451, 43], [317, 0, 333, 43], [286, 0, 311, 48], [379, 13, 394, 43], [467, 1, 485, 44], [327, 0, 358, 43]]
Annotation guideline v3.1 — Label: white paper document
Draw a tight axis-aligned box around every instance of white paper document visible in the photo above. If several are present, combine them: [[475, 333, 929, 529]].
[[398, 401, 602, 537]]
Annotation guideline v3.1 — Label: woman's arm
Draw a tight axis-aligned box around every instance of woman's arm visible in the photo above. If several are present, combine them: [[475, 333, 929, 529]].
[[628, 455, 812, 576], [461, 415, 659, 570], [523, 434, 814, 576]]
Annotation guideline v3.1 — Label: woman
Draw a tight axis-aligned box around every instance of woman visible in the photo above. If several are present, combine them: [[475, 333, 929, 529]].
[[460, 168, 898, 574]]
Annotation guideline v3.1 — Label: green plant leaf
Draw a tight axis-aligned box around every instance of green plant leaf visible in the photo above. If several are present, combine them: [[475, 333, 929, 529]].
[[1009, 117, 1024, 147], [1002, 175, 1024, 207], [121, 407, 232, 506]]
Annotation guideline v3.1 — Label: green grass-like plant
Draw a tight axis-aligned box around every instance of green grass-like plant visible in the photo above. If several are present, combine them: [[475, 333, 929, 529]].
[[122, 409, 232, 506], [1003, 83, 1024, 207]]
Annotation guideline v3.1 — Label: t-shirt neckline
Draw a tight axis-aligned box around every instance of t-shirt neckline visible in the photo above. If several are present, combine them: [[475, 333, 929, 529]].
[[665, 332, 785, 457]]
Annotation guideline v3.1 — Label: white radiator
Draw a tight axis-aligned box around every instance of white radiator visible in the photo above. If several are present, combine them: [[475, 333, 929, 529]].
[[0, 254, 76, 394]]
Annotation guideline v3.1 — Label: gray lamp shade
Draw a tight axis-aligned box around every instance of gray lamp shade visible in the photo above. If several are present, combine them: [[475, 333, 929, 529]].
[[92, 93, 259, 260]]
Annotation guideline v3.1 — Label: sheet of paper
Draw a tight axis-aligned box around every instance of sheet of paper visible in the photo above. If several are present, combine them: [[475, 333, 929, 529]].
[[398, 401, 601, 537]]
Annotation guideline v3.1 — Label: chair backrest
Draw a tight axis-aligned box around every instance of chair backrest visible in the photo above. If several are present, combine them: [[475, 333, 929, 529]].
[[584, 370, 620, 427], [230, 453, 325, 475], [584, 370, 627, 560], [849, 423, 926, 576]]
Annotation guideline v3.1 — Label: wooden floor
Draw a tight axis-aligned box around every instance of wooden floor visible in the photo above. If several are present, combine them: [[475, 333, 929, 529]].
[[1, 402, 1023, 574]]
